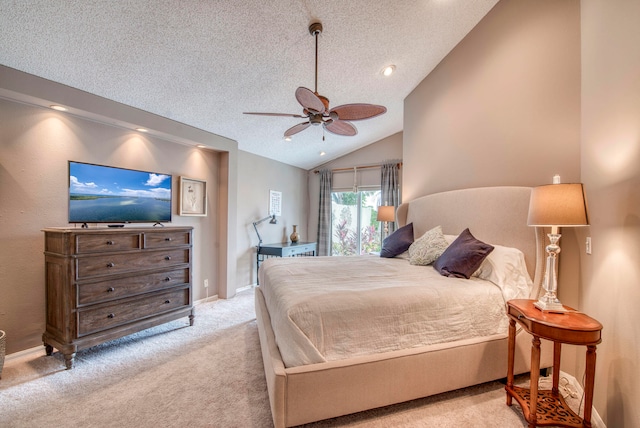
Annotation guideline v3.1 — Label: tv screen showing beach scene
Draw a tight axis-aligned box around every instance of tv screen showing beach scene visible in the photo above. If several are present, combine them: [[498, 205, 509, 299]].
[[69, 161, 172, 224]]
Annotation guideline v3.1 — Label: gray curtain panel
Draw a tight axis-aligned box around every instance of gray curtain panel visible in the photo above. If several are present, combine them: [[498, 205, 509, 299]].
[[380, 161, 400, 235], [316, 169, 333, 256]]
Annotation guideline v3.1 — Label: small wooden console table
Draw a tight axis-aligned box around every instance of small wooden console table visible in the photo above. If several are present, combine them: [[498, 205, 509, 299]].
[[505, 299, 602, 428], [256, 242, 317, 284]]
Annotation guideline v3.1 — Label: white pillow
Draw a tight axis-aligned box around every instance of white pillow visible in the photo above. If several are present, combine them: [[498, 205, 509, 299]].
[[408, 226, 449, 266], [475, 244, 533, 301]]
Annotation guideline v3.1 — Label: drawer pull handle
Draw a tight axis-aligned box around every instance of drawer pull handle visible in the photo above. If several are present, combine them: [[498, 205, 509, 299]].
[[165, 237, 172, 241], [106, 240, 114, 245], [165, 277, 172, 282], [106, 262, 115, 268], [107, 313, 115, 319], [164, 300, 171, 304], [165, 256, 171, 261], [107, 287, 115, 292]]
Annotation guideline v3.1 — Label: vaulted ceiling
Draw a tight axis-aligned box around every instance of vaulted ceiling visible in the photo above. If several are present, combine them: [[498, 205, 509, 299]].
[[0, 0, 498, 169]]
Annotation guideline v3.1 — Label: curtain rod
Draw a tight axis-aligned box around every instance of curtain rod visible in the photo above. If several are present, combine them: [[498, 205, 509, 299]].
[[313, 162, 402, 174]]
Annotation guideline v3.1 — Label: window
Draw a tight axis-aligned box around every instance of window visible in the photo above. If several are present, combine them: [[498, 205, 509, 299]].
[[331, 189, 382, 256]]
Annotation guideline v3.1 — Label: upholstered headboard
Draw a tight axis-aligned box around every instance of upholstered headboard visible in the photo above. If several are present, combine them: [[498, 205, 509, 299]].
[[396, 186, 544, 298]]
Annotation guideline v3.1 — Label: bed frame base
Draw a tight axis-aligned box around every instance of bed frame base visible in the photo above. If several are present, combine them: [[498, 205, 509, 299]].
[[256, 287, 552, 427]]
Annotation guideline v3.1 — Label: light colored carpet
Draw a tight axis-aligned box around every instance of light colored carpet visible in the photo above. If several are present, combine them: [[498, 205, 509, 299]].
[[0, 288, 581, 427]]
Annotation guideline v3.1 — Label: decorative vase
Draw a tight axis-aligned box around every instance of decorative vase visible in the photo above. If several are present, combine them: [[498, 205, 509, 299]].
[[0, 330, 5, 379], [290, 225, 299, 243]]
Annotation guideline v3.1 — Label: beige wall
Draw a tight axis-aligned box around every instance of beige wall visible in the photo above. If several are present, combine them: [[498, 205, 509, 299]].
[[402, 0, 640, 425], [0, 65, 242, 355], [0, 98, 222, 353], [306, 132, 403, 244], [581, 0, 640, 425], [403, 0, 581, 201], [403, 0, 583, 315], [236, 150, 308, 286], [0, 66, 309, 356]]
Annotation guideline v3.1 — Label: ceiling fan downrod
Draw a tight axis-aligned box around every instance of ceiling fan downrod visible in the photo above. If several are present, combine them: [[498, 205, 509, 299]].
[[309, 22, 323, 94]]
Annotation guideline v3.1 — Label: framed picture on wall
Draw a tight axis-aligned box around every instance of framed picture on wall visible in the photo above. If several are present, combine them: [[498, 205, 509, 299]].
[[179, 177, 207, 216], [269, 190, 282, 216]]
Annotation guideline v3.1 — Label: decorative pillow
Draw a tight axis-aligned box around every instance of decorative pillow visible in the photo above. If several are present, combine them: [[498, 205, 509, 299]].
[[408, 225, 450, 265], [380, 222, 414, 258], [476, 244, 533, 300], [433, 228, 494, 279]]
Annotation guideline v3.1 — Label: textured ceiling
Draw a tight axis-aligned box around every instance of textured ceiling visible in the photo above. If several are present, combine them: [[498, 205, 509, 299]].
[[0, 0, 498, 170]]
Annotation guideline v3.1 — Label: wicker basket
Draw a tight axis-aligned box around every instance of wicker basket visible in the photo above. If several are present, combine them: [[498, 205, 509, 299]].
[[0, 330, 5, 379]]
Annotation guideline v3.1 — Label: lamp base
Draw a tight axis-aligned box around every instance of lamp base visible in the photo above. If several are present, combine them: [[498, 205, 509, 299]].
[[534, 298, 569, 313]]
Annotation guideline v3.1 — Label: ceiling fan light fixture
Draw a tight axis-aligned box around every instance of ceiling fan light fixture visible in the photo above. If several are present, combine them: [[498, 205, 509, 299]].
[[382, 65, 396, 77]]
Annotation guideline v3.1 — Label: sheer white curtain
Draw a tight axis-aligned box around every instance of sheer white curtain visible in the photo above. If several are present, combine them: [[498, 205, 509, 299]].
[[380, 162, 400, 235], [316, 169, 333, 256]]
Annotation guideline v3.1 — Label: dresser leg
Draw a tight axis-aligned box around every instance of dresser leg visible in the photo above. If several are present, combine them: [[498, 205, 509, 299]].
[[64, 353, 76, 370], [44, 343, 53, 356]]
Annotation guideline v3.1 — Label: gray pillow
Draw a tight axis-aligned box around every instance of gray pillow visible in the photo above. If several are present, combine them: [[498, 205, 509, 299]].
[[380, 222, 414, 258], [408, 225, 449, 265], [433, 228, 494, 279]]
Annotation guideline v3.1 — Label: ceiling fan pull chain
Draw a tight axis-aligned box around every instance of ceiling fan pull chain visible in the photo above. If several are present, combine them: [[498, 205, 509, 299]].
[[353, 167, 358, 193]]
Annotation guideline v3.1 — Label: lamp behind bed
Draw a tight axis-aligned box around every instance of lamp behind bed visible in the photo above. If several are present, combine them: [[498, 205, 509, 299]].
[[377, 205, 395, 238]]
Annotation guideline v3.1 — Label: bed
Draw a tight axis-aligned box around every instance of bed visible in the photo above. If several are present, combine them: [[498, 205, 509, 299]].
[[255, 186, 553, 427]]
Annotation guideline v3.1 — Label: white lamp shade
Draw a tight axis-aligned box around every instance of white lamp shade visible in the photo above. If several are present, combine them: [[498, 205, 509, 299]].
[[527, 183, 589, 227], [377, 205, 395, 222]]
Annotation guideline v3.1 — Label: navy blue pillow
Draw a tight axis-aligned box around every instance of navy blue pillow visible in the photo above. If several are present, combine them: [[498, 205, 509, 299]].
[[380, 223, 414, 258], [433, 228, 494, 278]]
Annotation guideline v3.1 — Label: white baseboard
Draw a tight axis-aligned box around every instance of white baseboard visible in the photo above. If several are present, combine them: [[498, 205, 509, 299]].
[[195, 294, 218, 305], [558, 371, 606, 428], [236, 284, 256, 293], [5, 345, 45, 363]]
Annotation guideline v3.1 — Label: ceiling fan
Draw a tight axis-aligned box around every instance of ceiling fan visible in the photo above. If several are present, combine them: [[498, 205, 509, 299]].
[[243, 22, 387, 140]]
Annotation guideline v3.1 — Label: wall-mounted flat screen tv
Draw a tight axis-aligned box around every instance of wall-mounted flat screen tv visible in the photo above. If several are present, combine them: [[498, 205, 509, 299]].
[[69, 161, 172, 224]]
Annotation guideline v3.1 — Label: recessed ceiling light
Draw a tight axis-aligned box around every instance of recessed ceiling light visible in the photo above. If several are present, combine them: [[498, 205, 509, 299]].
[[382, 65, 396, 77], [135, 128, 148, 133], [50, 105, 68, 111], [284, 136, 292, 142], [320, 151, 326, 156], [196, 144, 206, 148]]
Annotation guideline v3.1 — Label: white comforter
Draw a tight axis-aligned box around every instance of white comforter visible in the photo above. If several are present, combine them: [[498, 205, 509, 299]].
[[259, 255, 519, 368]]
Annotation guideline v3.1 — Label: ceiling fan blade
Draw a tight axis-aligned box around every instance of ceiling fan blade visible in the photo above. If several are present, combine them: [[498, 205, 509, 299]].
[[284, 121, 311, 137], [243, 112, 306, 118], [329, 104, 387, 121], [324, 120, 357, 136], [295, 87, 326, 114]]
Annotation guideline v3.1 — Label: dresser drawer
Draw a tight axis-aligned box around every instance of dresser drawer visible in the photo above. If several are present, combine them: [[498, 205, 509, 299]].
[[78, 268, 190, 306], [77, 287, 190, 336], [76, 233, 141, 253], [76, 248, 190, 279], [144, 231, 191, 248], [282, 244, 316, 256]]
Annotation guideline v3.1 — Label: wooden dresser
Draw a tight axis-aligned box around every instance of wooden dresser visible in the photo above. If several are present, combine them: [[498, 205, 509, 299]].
[[42, 226, 194, 369]]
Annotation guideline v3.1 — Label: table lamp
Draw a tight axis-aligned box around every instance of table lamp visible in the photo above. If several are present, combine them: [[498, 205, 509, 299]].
[[253, 214, 277, 246], [377, 205, 395, 238], [527, 177, 589, 312]]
